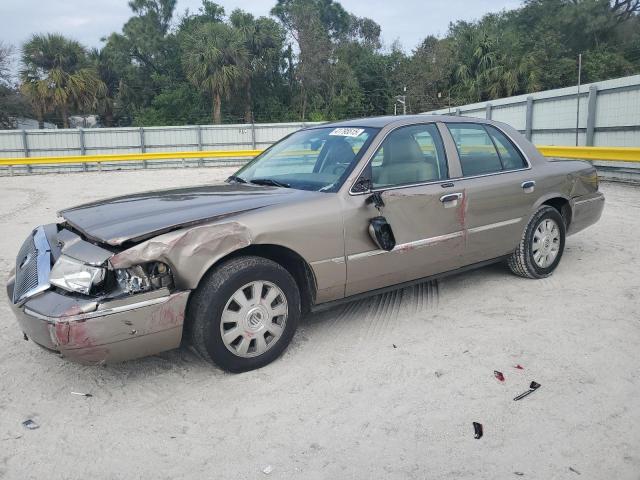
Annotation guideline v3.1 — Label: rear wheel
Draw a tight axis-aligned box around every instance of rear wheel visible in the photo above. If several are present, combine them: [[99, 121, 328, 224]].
[[507, 205, 566, 279], [188, 256, 300, 372]]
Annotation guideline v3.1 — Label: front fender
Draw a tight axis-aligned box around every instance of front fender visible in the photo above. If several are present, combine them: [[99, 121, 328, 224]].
[[110, 221, 253, 290]]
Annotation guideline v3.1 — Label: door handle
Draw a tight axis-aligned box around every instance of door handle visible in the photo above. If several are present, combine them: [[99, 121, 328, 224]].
[[521, 180, 536, 193], [440, 193, 463, 208]]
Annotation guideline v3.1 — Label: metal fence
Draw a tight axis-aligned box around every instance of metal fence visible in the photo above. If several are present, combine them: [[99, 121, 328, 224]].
[[0, 122, 323, 159], [424, 74, 640, 148]]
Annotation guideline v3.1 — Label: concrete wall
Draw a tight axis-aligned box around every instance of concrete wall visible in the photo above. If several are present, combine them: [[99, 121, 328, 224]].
[[424, 74, 640, 147]]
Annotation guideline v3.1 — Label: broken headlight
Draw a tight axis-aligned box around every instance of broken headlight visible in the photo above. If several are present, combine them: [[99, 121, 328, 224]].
[[49, 255, 106, 295], [114, 262, 173, 294]]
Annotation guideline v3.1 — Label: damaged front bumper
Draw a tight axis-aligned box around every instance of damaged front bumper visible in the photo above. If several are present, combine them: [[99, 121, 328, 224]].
[[6, 277, 189, 364]]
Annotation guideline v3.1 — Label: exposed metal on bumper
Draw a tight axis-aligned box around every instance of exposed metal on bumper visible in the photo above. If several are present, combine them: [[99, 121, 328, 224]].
[[7, 277, 189, 364], [569, 192, 605, 236]]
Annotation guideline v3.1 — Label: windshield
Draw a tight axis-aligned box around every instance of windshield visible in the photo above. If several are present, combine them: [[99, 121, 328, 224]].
[[232, 126, 379, 192]]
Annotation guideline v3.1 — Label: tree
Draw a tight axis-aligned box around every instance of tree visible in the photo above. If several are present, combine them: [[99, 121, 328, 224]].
[[230, 9, 285, 123], [20, 34, 105, 128], [271, 0, 381, 120], [0, 42, 32, 128], [182, 22, 248, 123]]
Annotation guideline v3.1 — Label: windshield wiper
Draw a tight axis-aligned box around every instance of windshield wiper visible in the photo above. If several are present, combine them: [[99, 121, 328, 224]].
[[227, 175, 247, 184], [249, 178, 291, 188]]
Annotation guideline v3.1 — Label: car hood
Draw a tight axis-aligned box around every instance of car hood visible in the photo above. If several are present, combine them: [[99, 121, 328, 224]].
[[59, 183, 308, 246]]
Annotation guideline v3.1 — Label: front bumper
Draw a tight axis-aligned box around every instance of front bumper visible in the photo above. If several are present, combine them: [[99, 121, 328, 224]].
[[6, 276, 189, 365], [568, 191, 605, 236]]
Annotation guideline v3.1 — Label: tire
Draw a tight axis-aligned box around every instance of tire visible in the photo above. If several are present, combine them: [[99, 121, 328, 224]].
[[507, 205, 566, 279], [187, 256, 300, 372]]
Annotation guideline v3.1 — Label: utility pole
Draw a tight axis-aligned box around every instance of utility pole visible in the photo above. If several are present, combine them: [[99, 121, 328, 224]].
[[575, 53, 582, 146], [395, 86, 407, 115]]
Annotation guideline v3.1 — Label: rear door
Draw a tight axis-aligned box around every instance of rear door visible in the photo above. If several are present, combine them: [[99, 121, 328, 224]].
[[341, 122, 466, 296], [443, 122, 538, 264]]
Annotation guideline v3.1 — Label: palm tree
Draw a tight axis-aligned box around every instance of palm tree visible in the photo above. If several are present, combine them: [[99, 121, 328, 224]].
[[20, 33, 105, 128], [182, 23, 247, 124]]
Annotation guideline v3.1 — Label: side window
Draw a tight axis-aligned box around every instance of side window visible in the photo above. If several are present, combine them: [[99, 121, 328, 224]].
[[446, 123, 503, 176], [486, 125, 527, 170], [371, 124, 448, 188]]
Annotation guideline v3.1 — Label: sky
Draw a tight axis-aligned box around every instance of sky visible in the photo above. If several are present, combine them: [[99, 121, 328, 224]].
[[0, 0, 522, 55]]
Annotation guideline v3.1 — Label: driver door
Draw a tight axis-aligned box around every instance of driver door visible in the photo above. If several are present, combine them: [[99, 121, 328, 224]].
[[341, 122, 466, 296]]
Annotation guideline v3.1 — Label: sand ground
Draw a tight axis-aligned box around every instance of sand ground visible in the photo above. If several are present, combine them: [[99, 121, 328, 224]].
[[0, 168, 638, 480]]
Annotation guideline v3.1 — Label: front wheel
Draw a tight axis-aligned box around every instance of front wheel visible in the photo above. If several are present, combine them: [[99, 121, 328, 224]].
[[188, 256, 300, 372], [507, 205, 566, 279]]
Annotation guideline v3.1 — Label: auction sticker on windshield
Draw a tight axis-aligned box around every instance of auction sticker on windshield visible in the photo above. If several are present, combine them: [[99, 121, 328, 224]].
[[329, 128, 365, 137]]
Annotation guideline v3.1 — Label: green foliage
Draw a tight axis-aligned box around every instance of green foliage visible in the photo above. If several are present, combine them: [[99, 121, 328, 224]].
[[12, 0, 640, 128], [20, 34, 105, 128]]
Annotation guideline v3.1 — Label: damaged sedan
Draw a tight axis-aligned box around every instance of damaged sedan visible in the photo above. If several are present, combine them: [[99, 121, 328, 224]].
[[6, 115, 605, 372]]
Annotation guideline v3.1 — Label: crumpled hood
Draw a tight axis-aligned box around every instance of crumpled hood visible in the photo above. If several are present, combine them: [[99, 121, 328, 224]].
[[59, 183, 305, 246]]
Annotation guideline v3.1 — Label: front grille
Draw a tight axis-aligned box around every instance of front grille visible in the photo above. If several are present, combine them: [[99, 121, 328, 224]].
[[12, 227, 51, 304]]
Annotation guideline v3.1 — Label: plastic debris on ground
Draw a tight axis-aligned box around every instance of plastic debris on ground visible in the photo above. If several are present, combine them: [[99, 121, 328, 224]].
[[569, 467, 581, 475], [513, 381, 541, 401], [514, 472, 525, 476], [514, 364, 524, 370], [22, 419, 39, 430], [71, 392, 93, 397], [473, 422, 483, 439], [494, 370, 505, 382], [262, 465, 273, 475]]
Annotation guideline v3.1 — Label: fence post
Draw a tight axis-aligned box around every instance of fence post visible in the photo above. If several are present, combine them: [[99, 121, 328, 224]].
[[251, 122, 257, 150], [485, 103, 492, 120], [525, 96, 534, 141], [21, 129, 31, 174], [79, 128, 88, 172], [455, 108, 461, 116], [140, 127, 147, 169], [196, 125, 203, 151], [586, 85, 598, 147], [21, 129, 29, 158]]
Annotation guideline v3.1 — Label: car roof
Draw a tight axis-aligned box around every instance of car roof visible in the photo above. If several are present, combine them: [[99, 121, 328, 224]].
[[315, 114, 495, 129]]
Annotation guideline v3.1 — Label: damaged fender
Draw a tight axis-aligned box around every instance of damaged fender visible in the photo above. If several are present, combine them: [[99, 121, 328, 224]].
[[110, 221, 253, 290]]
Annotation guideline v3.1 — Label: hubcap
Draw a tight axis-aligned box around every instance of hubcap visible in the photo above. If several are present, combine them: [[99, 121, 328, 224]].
[[532, 218, 561, 268], [220, 281, 288, 358]]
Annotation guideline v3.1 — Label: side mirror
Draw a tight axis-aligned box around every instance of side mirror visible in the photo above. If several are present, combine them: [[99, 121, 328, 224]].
[[369, 216, 396, 251], [352, 177, 372, 193]]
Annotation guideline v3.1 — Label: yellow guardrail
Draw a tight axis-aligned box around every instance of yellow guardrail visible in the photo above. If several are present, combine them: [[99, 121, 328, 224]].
[[536, 146, 640, 163], [0, 149, 263, 166], [0, 146, 638, 166]]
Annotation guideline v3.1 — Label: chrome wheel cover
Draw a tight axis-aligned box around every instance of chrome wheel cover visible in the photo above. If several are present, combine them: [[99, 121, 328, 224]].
[[220, 281, 288, 358], [532, 218, 561, 268]]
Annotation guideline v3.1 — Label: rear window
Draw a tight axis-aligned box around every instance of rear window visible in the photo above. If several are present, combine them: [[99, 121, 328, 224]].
[[446, 123, 527, 176]]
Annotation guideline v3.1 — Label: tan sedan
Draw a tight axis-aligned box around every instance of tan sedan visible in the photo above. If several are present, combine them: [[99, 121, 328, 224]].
[[6, 115, 604, 371]]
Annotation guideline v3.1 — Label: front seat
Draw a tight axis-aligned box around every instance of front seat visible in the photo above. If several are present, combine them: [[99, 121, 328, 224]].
[[376, 133, 436, 186], [318, 138, 356, 174]]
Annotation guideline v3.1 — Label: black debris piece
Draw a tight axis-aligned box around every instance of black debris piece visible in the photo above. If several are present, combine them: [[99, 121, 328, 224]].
[[22, 419, 39, 430], [514, 473, 525, 476], [71, 392, 93, 397], [569, 467, 581, 475], [513, 381, 541, 401], [473, 422, 483, 439], [392, 344, 397, 349]]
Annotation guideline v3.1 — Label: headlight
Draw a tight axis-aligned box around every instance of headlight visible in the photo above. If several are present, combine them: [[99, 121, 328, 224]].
[[115, 262, 173, 294], [49, 255, 106, 295]]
